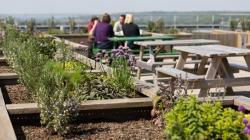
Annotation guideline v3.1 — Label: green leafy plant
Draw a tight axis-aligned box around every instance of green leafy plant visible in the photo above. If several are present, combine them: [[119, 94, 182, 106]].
[[230, 19, 238, 31], [164, 96, 247, 140], [3, 27, 86, 135], [37, 61, 84, 135], [26, 18, 36, 34], [109, 58, 135, 95]]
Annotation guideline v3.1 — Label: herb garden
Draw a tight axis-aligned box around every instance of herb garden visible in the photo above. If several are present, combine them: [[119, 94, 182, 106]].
[[1, 23, 250, 140]]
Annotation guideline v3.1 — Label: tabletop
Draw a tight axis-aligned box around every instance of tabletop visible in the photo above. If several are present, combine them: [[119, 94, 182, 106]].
[[134, 39, 220, 47], [108, 35, 174, 42], [174, 45, 250, 57]]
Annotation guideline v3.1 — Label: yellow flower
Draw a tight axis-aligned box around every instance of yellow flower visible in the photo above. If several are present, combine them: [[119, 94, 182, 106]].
[[245, 114, 250, 121]]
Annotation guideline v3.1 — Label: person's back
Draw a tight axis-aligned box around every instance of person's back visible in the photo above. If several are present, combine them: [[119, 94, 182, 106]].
[[94, 13, 114, 49], [95, 22, 113, 43], [122, 23, 140, 37], [122, 14, 140, 48]]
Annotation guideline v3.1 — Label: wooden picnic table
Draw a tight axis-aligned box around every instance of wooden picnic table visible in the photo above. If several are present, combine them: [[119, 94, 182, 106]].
[[108, 35, 174, 48], [156, 44, 250, 97], [134, 39, 220, 79]]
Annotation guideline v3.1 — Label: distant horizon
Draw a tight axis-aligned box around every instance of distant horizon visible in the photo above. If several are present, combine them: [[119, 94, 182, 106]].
[[2, 10, 250, 16], [0, 0, 250, 14]]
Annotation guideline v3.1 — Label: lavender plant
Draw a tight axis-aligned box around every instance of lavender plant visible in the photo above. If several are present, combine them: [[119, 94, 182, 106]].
[[151, 75, 189, 127]]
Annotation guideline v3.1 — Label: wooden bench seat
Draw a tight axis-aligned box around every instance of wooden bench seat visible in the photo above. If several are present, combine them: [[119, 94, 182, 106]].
[[229, 63, 249, 72], [156, 67, 204, 81], [137, 59, 204, 72], [135, 54, 197, 60]]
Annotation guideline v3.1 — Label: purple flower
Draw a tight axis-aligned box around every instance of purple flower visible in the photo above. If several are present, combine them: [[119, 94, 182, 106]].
[[247, 123, 250, 129], [238, 105, 246, 112], [118, 45, 123, 49], [243, 127, 250, 135], [242, 118, 249, 124]]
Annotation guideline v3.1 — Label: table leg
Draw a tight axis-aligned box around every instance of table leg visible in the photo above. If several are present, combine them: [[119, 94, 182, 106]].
[[199, 56, 222, 97], [197, 57, 208, 75], [148, 46, 155, 63], [175, 52, 188, 70], [244, 55, 250, 71], [136, 45, 144, 79], [219, 57, 234, 94]]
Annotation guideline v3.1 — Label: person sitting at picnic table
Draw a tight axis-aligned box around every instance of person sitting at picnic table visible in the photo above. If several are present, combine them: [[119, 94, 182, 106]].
[[113, 14, 125, 34], [94, 13, 114, 49], [87, 16, 99, 57], [122, 14, 140, 48]]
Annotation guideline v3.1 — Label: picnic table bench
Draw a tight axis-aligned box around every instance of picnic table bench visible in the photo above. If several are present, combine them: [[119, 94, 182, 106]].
[[156, 45, 250, 97], [134, 39, 220, 79]]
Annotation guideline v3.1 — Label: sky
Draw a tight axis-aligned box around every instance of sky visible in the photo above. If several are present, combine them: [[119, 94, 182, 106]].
[[0, 0, 250, 14]]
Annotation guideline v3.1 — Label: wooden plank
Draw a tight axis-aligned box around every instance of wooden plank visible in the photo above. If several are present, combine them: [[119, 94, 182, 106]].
[[134, 39, 219, 47], [136, 45, 145, 79], [0, 73, 18, 80], [156, 67, 204, 81], [135, 54, 197, 60], [137, 59, 204, 72], [205, 56, 221, 80], [234, 96, 250, 111], [134, 78, 158, 99], [219, 58, 234, 94], [197, 57, 208, 75], [229, 63, 249, 71], [198, 96, 236, 106], [188, 77, 250, 89], [199, 56, 222, 97], [244, 55, 250, 71], [6, 98, 152, 115], [175, 52, 188, 70], [0, 89, 17, 139], [0, 73, 19, 85], [174, 45, 250, 57]]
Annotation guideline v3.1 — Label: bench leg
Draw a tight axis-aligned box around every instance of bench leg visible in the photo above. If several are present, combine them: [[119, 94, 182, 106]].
[[175, 52, 188, 70], [199, 56, 222, 97], [136, 46, 144, 79]]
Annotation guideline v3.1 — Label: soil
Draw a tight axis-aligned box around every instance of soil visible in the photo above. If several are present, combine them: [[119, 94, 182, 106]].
[[4, 84, 33, 104], [0, 63, 14, 73], [14, 119, 164, 140]]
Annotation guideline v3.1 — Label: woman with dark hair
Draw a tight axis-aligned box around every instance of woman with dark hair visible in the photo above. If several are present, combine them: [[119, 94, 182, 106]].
[[94, 13, 114, 49]]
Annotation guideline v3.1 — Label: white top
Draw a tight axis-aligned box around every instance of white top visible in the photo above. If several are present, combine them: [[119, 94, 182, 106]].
[[113, 21, 122, 33]]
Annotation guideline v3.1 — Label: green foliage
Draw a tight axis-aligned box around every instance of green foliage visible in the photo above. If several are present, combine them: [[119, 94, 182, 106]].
[[3, 27, 85, 135], [230, 19, 238, 31], [5, 16, 15, 25], [68, 17, 76, 34], [109, 58, 135, 95], [79, 73, 126, 100], [246, 20, 250, 31], [48, 16, 56, 30], [164, 96, 247, 140], [147, 19, 180, 34], [26, 18, 36, 34], [37, 61, 84, 135], [48, 29, 66, 35], [241, 18, 247, 32]]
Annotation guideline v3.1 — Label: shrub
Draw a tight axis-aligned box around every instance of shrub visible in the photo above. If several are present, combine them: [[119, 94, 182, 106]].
[[37, 61, 84, 135], [3, 28, 85, 135], [230, 19, 238, 31], [164, 96, 247, 140]]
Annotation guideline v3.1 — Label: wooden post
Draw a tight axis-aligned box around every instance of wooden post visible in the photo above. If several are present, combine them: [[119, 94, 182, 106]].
[[175, 52, 188, 70], [136, 45, 145, 79]]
